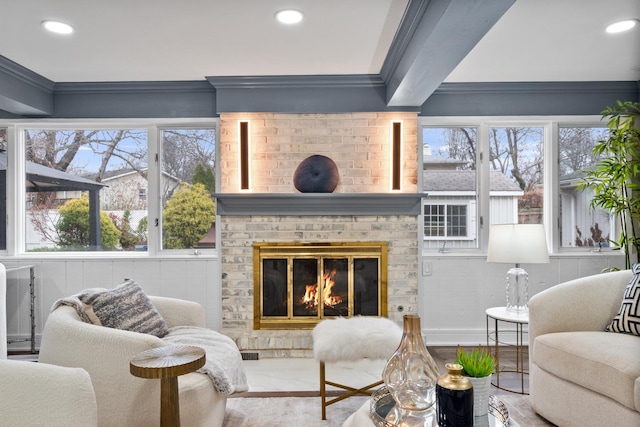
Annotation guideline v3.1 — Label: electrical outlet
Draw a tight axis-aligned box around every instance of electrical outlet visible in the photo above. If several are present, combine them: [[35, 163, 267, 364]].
[[422, 261, 432, 276]]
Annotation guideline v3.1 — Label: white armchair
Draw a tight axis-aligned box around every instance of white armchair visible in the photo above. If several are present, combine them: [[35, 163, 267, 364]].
[[529, 269, 640, 426], [38, 295, 227, 427], [0, 359, 98, 426], [0, 263, 98, 427]]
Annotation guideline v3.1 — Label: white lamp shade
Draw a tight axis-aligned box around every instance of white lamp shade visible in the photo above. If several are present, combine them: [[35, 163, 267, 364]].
[[487, 224, 549, 264]]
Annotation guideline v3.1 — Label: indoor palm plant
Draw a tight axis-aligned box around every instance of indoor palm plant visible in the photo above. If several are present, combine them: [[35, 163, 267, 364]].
[[578, 100, 640, 269], [455, 345, 496, 416]]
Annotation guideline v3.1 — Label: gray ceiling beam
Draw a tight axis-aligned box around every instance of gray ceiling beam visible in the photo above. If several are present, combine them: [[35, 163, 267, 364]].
[[0, 56, 54, 116], [382, 0, 515, 107]]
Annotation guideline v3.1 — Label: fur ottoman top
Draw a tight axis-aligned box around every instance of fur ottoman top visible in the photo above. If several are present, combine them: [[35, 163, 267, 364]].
[[312, 316, 402, 363]]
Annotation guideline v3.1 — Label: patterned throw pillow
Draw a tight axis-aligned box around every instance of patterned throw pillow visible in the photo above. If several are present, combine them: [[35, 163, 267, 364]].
[[77, 280, 169, 338], [606, 263, 640, 336]]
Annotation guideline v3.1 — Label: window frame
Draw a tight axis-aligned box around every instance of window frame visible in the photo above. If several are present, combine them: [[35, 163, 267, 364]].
[[423, 201, 475, 241], [0, 118, 219, 258], [420, 115, 616, 255]]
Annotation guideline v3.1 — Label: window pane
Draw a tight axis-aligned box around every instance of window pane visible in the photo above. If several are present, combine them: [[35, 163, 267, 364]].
[[161, 128, 216, 250], [558, 127, 612, 248], [489, 127, 544, 225], [0, 128, 6, 250], [447, 205, 467, 237], [424, 204, 445, 237], [24, 129, 148, 252], [422, 127, 477, 249]]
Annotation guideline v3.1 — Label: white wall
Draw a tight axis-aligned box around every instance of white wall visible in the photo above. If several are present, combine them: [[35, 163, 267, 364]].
[[419, 254, 626, 346], [2, 257, 221, 352]]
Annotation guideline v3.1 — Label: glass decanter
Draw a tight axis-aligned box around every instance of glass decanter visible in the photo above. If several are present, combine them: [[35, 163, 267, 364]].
[[382, 314, 440, 412]]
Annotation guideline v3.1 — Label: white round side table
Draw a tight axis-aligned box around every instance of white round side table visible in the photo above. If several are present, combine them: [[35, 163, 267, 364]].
[[485, 306, 529, 395]]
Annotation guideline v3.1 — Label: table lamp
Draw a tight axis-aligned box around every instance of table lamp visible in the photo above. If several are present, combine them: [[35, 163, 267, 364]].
[[487, 224, 549, 314]]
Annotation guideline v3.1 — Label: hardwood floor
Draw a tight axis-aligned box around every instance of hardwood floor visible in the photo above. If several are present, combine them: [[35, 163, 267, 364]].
[[428, 346, 530, 396]]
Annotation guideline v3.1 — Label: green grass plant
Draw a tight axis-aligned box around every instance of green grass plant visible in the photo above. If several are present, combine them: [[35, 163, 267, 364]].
[[455, 345, 496, 378]]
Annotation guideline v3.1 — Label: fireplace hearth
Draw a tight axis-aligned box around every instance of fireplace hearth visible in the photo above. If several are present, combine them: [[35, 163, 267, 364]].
[[253, 242, 388, 329]]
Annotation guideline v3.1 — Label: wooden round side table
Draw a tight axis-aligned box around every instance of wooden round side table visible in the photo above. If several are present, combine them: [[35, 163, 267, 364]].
[[130, 345, 206, 427]]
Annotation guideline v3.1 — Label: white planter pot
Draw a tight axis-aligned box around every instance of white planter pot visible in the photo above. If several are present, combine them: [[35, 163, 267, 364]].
[[468, 375, 491, 417]]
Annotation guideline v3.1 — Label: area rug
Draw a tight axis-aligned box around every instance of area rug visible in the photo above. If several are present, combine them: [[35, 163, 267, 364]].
[[223, 395, 369, 427], [223, 394, 555, 427]]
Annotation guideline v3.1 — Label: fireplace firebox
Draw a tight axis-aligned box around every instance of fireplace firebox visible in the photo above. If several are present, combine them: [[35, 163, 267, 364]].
[[253, 242, 388, 329]]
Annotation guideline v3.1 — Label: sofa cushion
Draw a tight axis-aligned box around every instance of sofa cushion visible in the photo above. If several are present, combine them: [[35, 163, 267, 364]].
[[76, 280, 169, 337], [533, 331, 640, 411], [607, 263, 640, 336]]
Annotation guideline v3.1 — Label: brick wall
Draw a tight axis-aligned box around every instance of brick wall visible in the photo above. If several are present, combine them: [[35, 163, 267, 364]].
[[218, 112, 419, 357], [219, 112, 418, 194]]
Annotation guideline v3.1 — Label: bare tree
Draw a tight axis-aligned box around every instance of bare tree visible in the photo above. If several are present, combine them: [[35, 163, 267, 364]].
[[558, 127, 605, 176], [440, 128, 476, 169], [489, 127, 543, 191], [162, 129, 215, 182]]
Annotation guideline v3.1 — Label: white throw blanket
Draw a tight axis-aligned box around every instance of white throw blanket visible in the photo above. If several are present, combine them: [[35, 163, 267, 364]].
[[163, 326, 248, 395]]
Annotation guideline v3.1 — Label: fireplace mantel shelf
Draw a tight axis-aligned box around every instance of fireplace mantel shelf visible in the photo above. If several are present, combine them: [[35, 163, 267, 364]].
[[215, 193, 426, 216]]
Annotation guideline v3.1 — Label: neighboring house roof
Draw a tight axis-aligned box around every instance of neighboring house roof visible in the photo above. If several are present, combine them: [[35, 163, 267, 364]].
[[422, 154, 466, 170], [101, 168, 141, 182], [423, 170, 523, 192], [559, 166, 597, 188], [92, 167, 181, 183]]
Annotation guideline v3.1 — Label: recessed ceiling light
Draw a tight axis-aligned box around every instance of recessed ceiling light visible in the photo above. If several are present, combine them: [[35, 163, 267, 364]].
[[605, 19, 638, 34], [42, 20, 74, 35], [275, 9, 303, 25]]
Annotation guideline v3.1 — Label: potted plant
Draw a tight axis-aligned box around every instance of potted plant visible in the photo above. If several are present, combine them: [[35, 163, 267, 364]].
[[456, 345, 496, 416], [578, 100, 640, 270]]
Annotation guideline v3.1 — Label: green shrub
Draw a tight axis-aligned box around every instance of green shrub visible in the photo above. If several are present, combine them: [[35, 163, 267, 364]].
[[57, 196, 120, 249], [162, 183, 216, 249]]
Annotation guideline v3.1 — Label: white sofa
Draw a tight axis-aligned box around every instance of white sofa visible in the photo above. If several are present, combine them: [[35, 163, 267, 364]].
[[39, 295, 227, 427], [529, 269, 640, 426]]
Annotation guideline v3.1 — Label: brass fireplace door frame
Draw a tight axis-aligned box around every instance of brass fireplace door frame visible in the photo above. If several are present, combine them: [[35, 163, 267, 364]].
[[253, 241, 388, 329]]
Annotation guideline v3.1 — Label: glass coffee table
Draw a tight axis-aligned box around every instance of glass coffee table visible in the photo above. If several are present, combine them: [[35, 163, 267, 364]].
[[342, 387, 512, 427]]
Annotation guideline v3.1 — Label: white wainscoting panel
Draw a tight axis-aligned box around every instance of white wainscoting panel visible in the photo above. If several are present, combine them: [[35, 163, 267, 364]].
[[1, 257, 221, 352], [419, 254, 626, 346]]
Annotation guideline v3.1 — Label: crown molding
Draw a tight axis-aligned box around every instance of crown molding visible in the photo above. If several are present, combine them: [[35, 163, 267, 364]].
[[379, 0, 430, 83], [434, 81, 640, 95], [206, 74, 384, 89], [0, 55, 54, 92], [53, 80, 215, 94]]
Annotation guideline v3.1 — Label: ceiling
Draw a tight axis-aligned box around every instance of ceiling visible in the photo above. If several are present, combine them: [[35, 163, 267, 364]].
[[0, 0, 639, 84]]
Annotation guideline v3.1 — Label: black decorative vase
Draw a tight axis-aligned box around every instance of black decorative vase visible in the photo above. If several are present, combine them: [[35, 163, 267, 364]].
[[436, 363, 474, 427]]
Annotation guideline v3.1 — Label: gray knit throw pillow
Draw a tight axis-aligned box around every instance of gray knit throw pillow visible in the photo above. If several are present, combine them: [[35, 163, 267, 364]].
[[77, 280, 169, 338]]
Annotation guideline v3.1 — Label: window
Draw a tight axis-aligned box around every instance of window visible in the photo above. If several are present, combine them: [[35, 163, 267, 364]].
[[424, 203, 473, 239], [0, 119, 217, 255], [488, 127, 544, 225], [421, 116, 619, 254], [23, 128, 148, 252], [422, 127, 478, 249], [160, 128, 216, 250], [558, 127, 611, 248]]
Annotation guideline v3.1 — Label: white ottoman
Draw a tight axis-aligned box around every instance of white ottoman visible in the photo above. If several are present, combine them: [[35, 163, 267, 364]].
[[312, 316, 402, 420]]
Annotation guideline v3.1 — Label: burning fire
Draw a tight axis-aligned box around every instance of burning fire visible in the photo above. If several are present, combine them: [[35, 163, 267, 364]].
[[301, 268, 343, 308]]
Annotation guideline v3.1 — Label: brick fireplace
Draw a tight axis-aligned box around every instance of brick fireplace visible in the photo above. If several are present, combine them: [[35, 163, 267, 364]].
[[218, 112, 420, 357]]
